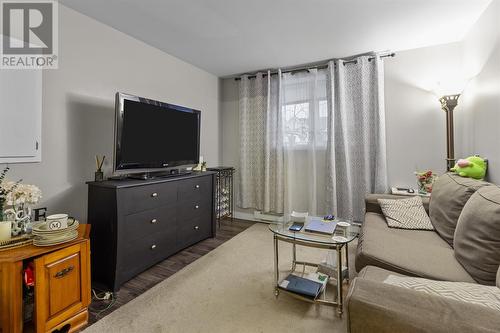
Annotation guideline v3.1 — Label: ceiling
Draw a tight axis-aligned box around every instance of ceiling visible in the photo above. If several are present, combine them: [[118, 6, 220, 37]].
[[60, 0, 492, 77]]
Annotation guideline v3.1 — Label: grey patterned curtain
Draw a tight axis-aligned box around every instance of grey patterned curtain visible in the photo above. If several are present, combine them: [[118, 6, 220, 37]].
[[326, 56, 388, 221], [238, 71, 284, 214], [238, 55, 388, 221]]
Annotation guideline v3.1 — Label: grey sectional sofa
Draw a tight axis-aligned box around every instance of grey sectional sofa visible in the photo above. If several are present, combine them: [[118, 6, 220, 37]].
[[347, 173, 500, 332]]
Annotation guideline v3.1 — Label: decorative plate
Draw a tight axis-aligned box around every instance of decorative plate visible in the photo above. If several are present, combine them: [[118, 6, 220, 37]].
[[33, 234, 78, 247], [32, 219, 79, 234], [33, 230, 78, 246]]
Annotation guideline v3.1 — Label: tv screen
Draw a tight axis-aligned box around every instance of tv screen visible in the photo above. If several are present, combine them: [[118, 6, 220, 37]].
[[114, 93, 200, 173]]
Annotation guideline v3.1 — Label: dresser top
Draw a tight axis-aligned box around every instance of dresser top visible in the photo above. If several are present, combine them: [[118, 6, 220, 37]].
[[87, 171, 216, 189]]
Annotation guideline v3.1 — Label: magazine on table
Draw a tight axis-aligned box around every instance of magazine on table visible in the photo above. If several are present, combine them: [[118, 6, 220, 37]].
[[305, 217, 337, 235]]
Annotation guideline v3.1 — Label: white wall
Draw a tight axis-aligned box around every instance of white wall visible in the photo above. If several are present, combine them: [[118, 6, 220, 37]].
[[459, 0, 500, 183], [384, 42, 463, 187], [3, 5, 220, 222]]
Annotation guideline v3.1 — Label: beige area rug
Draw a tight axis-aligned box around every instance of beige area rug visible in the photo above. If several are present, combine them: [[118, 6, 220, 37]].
[[83, 223, 357, 333]]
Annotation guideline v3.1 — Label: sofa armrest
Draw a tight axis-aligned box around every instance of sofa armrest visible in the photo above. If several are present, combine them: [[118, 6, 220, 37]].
[[365, 194, 430, 214], [346, 278, 499, 333]]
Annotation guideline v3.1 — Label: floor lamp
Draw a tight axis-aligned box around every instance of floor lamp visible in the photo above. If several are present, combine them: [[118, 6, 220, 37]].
[[439, 94, 460, 171]]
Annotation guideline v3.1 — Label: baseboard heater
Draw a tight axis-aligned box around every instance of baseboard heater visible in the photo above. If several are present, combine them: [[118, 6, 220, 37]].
[[253, 211, 284, 223]]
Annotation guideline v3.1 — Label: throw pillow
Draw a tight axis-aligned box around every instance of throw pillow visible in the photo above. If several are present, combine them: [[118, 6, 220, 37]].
[[454, 186, 500, 285], [384, 275, 500, 312], [377, 196, 434, 230], [429, 173, 489, 246]]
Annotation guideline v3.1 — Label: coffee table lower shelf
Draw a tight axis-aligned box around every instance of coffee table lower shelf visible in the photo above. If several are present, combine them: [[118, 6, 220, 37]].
[[275, 265, 349, 305], [272, 233, 351, 316]]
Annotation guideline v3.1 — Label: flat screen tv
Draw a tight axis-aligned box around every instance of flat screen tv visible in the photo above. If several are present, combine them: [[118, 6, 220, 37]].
[[113, 92, 201, 176]]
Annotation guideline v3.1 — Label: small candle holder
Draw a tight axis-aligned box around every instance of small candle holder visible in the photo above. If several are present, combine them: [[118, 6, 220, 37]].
[[95, 155, 105, 182], [94, 170, 104, 182]]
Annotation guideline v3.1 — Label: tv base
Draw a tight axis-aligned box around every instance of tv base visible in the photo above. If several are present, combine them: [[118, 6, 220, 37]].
[[127, 169, 192, 180]]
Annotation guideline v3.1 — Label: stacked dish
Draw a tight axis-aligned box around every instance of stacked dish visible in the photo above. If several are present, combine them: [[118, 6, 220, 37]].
[[32, 218, 79, 246]]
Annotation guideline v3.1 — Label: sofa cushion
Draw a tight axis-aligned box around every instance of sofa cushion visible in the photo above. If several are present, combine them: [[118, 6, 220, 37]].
[[356, 212, 475, 283], [383, 274, 500, 311], [454, 186, 500, 285], [378, 196, 434, 230], [347, 266, 500, 333], [429, 173, 489, 246]]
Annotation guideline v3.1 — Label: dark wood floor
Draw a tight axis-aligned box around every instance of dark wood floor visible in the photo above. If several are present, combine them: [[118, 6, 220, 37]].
[[86, 218, 255, 327]]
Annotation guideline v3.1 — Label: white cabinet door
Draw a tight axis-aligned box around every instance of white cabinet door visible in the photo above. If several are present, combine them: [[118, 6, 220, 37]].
[[0, 68, 42, 163]]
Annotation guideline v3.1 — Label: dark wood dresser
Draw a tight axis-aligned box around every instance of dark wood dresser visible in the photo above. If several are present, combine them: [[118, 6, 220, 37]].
[[87, 172, 216, 291]]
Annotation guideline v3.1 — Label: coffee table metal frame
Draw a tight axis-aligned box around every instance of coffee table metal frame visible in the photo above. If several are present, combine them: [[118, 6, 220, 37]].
[[270, 224, 356, 316]]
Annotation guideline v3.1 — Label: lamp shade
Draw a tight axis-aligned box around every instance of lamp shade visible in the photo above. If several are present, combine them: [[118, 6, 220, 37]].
[[433, 78, 468, 97]]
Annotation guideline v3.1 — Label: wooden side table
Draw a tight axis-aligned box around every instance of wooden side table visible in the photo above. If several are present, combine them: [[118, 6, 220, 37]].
[[0, 225, 91, 333]]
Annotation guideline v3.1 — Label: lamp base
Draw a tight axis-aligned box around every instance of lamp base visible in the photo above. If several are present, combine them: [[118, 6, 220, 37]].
[[446, 158, 456, 171]]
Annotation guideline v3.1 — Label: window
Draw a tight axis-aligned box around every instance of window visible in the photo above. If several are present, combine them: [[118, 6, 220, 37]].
[[283, 102, 309, 145], [282, 100, 328, 146]]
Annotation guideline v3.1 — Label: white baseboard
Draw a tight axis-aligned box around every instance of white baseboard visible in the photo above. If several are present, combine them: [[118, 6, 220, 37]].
[[234, 211, 260, 222], [234, 210, 283, 224]]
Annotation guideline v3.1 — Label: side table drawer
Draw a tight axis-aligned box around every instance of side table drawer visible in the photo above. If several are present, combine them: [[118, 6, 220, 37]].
[[34, 242, 91, 333]]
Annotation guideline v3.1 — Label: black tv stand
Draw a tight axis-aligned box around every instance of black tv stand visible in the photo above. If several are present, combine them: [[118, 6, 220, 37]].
[[127, 169, 192, 180], [87, 172, 216, 291]]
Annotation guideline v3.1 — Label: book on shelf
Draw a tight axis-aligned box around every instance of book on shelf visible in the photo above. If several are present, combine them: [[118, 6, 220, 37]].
[[304, 272, 329, 292], [279, 273, 329, 298]]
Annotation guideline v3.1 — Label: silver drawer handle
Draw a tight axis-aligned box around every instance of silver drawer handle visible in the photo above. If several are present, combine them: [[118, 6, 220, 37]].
[[194, 226, 199, 230], [195, 205, 199, 209], [151, 244, 157, 250], [195, 184, 200, 189], [151, 219, 157, 224], [151, 192, 158, 198]]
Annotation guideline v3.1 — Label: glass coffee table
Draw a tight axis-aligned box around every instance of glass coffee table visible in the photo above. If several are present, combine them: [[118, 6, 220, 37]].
[[269, 218, 359, 316]]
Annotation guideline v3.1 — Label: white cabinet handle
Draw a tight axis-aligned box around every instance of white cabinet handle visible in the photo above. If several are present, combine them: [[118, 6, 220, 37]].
[[194, 226, 199, 230], [195, 184, 200, 189], [151, 192, 158, 198], [151, 244, 157, 250], [151, 219, 157, 224], [195, 205, 199, 209]]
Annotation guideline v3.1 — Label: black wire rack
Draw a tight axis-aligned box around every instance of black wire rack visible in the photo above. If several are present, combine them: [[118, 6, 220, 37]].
[[207, 167, 234, 226]]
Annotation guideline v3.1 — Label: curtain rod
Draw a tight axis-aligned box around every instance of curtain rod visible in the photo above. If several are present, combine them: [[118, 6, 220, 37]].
[[233, 52, 395, 81]]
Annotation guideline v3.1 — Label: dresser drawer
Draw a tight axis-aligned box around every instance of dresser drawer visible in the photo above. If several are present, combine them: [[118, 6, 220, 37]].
[[119, 182, 177, 214], [119, 230, 177, 281], [178, 175, 212, 202], [123, 205, 176, 243], [177, 216, 212, 250], [177, 199, 212, 221]]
